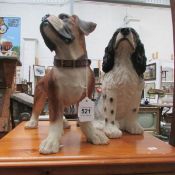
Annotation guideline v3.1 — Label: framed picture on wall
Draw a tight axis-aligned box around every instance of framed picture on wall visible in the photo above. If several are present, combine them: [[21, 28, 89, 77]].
[[161, 67, 174, 82], [161, 82, 174, 94], [0, 17, 21, 57], [33, 65, 45, 77], [144, 63, 156, 81], [144, 82, 156, 99]]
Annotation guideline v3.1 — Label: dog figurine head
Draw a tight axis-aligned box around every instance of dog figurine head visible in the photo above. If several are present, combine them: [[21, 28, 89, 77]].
[[40, 13, 96, 60], [102, 27, 147, 77]]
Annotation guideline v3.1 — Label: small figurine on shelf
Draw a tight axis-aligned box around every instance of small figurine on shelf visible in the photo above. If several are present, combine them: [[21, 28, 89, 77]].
[[144, 98, 149, 105], [147, 88, 165, 104]]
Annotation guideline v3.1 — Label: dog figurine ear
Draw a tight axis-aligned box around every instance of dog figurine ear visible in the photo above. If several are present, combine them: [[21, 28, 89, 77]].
[[102, 39, 115, 73], [75, 16, 96, 35], [131, 41, 147, 78], [102, 29, 120, 73]]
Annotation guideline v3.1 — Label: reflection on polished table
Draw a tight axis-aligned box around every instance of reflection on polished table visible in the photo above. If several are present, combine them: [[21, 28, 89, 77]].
[[0, 121, 175, 175]]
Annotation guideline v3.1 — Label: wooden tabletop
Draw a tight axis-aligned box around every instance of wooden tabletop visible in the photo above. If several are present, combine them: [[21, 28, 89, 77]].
[[0, 121, 175, 175]]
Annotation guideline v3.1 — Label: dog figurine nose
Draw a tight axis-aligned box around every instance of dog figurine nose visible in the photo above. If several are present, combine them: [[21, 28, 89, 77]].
[[42, 14, 50, 22], [59, 13, 70, 20], [120, 28, 130, 36]]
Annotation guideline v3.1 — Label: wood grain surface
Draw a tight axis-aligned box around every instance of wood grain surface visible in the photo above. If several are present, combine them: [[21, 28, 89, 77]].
[[0, 121, 175, 175]]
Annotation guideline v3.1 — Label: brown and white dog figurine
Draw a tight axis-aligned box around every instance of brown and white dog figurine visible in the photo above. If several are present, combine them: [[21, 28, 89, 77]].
[[25, 14, 109, 154], [94, 27, 147, 138]]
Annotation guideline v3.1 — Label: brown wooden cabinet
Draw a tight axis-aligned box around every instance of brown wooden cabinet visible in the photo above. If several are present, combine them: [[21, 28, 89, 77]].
[[0, 56, 21, 132]]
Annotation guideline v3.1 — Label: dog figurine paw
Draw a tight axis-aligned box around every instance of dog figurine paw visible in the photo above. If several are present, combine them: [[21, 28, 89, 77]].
[[39, 137, 60, 154], [80, 122, 109, 144], [25, 117, 38, 129], [125, 122, 144, 135], [104, 122, 122, 139]]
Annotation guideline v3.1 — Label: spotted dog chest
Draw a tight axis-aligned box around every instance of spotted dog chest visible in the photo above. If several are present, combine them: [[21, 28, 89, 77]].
[[102, 66, 144, 118]]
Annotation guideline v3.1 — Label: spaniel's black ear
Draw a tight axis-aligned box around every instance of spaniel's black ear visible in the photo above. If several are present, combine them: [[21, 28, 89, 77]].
[[102, 39, 115, 73], [131, 40, 147, 78], [102, 30, 120, 73]]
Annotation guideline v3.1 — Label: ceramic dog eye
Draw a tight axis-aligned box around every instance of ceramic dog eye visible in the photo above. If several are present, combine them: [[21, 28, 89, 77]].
[[59, 13, 70, 20]]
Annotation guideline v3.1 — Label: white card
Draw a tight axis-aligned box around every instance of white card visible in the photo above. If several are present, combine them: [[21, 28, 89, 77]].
[[78, 97, 94, 122]]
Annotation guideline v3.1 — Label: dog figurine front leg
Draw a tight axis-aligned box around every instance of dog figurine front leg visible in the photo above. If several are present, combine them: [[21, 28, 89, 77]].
[[25, 80, 47, 129], [80, 121, 109, 144], [25, 75, 70, 130], [77, 100, 109, 144], [103, 90, 122, 138], [39, 117, 63, 154], [39, 77, 65, 154]]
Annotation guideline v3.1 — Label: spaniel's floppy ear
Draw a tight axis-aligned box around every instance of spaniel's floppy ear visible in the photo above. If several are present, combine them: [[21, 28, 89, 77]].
[[102, 29, 120, 73], [74, 15, 97, 35], [131, 38, 147, 78], [102, 39, 115, 73]]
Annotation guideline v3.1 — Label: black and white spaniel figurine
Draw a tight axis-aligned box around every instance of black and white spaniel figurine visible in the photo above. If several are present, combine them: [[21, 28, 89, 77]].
[[94, 27, 147, 138]]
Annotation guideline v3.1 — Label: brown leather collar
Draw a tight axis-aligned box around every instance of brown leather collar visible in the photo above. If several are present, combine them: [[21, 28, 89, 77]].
[[54, 55, 91, 68]]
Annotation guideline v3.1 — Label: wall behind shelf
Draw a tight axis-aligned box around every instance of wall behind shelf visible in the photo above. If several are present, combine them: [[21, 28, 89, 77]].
[[0, 1, 173, 82]]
